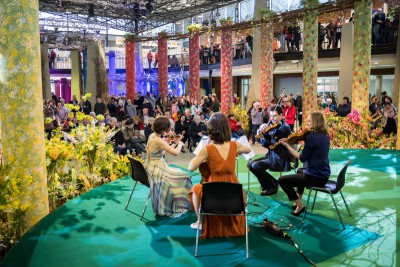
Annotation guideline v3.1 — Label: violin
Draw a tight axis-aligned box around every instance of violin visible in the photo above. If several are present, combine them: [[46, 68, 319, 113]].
[[269, 128, 313, 150], [166, 132, 181, 145], [255, 121, 282, 140]]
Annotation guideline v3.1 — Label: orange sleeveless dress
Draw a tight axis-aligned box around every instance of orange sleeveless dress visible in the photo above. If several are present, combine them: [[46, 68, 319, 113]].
[[191, 141, 246, 239]]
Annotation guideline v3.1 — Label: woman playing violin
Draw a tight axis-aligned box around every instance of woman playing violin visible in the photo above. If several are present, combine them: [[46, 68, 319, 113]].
[[278, 111, 330, 216], [144, 116, 192, 218], [248, 106, 292, 196]]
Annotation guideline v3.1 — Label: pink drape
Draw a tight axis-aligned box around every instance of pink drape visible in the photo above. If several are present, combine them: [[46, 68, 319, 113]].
[[189, 33, 200, 101], [158, 37, 168, 98]]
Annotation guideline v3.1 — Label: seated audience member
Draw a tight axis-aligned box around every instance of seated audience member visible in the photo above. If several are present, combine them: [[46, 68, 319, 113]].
[[189, 115, 208, 151], [227, 114, 245, 139], [336, 97, 351, 117], [123, 119, 146, 155], [144, 117, 155, 143], [108, 117, 132, 155], [323, 98, 337, 112], [175, 114, 190, 151]]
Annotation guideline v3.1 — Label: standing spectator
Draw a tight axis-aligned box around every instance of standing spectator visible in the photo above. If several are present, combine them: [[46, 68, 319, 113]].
[[373, 8, 386, 46], [284, 25, 294, 52], [251, 102, 263, 145], [382, 97, 398, 136], [326, 20, 336, 49], [134, 92, 144, 115], [318, 22, 325, 49], [49, 49, 57, 69], [293, 25, 301, 52], [147, 50, 153, 68], [336, 97, 351, 117], [154, 51, 159, 68], [283, 98, 296, 131], [107, 97, 117, 117], [211, 95, 220, 113], [94, 97, 106, 115], [83, 97, 92, 115], [125, 99, 137, 119], [334, 18, 343, 48]]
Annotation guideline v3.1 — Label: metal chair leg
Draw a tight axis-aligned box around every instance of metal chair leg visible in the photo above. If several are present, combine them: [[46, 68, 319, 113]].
[[195, 214, 202, 257], [140, 192, 151, 220], [339, 190, 352, 217], [329, 192, 345, 229], [303, 188, 313, 221], [125, 181, 138, 209], [245, 213, 249, 259], [311, 190, 318, 211]]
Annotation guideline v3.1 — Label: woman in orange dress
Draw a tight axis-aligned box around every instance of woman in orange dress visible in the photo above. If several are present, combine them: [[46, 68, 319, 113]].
[[188, 112, 251, 238]]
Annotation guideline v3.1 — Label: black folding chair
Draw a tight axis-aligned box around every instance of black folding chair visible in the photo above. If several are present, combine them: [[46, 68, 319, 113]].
[[195, 182, 249, 259], [125, 157, 151, 220], [303, 160, 353, 229]]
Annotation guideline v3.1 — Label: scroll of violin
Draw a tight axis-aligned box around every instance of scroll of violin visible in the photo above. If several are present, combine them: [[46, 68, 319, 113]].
[[255, 121, 282, 140], [166, 132, 181, 145], [269, 129, 313, 150]]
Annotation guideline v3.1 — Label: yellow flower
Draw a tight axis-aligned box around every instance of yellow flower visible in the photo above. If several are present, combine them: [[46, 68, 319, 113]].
[[49, 149, 59, 161]]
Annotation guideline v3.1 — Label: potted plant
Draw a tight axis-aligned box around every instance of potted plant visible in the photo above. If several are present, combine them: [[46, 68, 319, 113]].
[[219, 16, 233, 26]]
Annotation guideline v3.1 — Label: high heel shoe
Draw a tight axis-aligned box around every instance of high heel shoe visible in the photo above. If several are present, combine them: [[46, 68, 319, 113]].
[[291, 205, 297, 210], [290, 207, 305, 216]]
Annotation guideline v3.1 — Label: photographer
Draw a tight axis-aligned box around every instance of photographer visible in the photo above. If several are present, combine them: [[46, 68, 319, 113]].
[[251, 101, 263, 145]]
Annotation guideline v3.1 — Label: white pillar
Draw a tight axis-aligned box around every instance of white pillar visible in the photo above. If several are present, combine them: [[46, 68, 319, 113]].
[[338, 22, 354, 101]]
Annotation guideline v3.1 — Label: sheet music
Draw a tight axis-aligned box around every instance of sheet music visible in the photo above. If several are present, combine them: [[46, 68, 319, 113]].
[[237, 136, 255, 161], [193, 136, 210, 155], [193, 135, 254, 161]]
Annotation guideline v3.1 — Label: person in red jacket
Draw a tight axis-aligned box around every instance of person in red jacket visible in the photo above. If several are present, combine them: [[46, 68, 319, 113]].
[[283, 98, 296, 131], [228, 114, 244, 139]]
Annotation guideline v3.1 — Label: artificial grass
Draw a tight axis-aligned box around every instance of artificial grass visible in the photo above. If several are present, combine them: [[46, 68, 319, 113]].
[[1, 149, 398, 267]]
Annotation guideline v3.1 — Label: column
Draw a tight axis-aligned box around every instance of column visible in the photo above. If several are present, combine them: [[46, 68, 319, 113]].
[[302, 0, 319, 120], [220, 28, 233, 114], [158, 36, 168, 98], [351, 0, 372, 113], [259, 24, 274, 107], [55, 80, 61, 98], [108, 50, 116, 96], [126, 42, 136, 100], [87, 41, 109, 105], [338, 23, 354, 101], [395, 20, 400, 149], [0, 0, 49, 229], [40, 42, 51, 99], [71, 50, 82, 100], [189, 33, 200, 100], [83, 49, 88, 93], [248, 0, 267, 107], [375, 75, 382, 96]]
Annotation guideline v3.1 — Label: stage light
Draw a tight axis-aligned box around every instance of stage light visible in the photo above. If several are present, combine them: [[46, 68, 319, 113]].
[[215, 8, 220, 17]]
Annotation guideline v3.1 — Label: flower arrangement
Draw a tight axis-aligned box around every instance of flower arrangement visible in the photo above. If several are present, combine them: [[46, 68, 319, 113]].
[[158, 31, 169, 38], [219, 17, 233, 26], [186, 24, 203, 34], [124, 33, 136, 43], [0, 161, 33, 257], [82, 93, 92, 101], [258, 9, 277, 21], [323, 108, 396, 149], [230, 103, 249, 134]]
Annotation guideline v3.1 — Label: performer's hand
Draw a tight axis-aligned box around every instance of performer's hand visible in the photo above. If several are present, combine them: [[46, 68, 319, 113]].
[[279, 138, 289, 146]]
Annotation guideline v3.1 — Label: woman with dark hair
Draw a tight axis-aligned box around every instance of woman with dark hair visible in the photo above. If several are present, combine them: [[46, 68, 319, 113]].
[[211, 95, 220, 113], [144, 116, 193, 218], [188, 112, 251, 237], [278, 111, 331, 216]]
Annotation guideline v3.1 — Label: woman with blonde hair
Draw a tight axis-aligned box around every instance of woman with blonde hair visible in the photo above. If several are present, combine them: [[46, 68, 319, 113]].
[[278, 111, 331, 216]]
